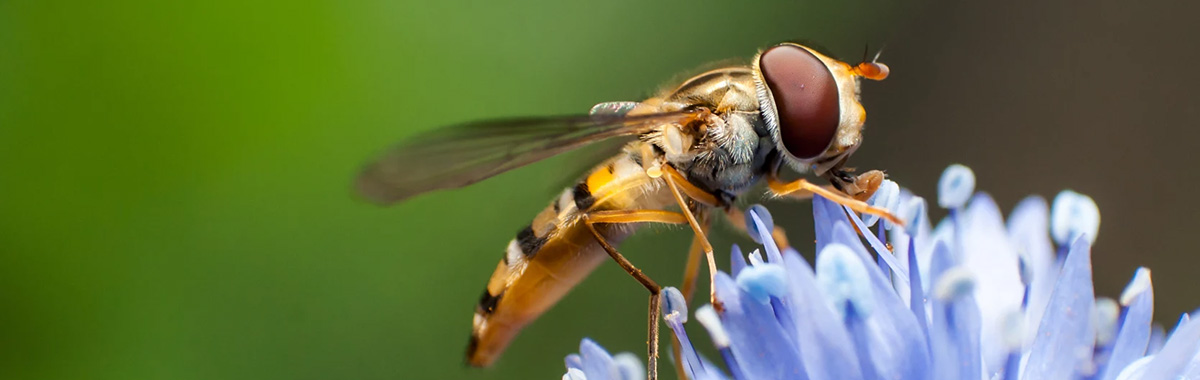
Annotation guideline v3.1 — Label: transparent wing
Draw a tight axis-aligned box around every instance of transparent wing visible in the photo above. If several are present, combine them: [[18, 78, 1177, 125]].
[[355, 110, 699, 204]]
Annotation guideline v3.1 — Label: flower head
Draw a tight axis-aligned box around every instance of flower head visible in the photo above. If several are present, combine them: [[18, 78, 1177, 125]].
[[565, 165, 1200, 380]]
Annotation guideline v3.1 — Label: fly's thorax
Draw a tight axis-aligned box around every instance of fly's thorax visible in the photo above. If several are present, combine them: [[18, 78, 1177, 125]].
[[637, 65, 779, 197], [676, 110, 774, 197]]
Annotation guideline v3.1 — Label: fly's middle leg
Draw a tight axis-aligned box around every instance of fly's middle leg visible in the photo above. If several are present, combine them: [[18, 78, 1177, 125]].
[[582, 209, 689, 380]]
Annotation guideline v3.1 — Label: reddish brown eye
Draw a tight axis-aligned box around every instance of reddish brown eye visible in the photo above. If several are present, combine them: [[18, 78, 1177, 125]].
[[759, 44, 840, 160]]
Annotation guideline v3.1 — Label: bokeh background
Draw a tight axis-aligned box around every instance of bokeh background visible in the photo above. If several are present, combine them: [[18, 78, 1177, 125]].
[[3, 0, 1197, 379]]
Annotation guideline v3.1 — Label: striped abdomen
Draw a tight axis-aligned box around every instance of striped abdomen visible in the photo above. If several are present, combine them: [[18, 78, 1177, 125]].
[[465, 149, 675, 367]]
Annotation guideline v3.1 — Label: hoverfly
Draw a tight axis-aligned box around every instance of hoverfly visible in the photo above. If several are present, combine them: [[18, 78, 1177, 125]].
[[356, 42, 899, 379]]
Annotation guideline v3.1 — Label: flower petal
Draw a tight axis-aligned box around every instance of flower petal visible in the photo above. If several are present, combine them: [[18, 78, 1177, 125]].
[[812, 196, 844, 254], [1008, 196, 1059, 350], [960, 193, 1025, 371], [929, 266, 982, 380], [1113, 355, 1153, 380], [907, 237, 930, 339], [665, 310, 725, 380], [1098, 268, 1154, 380], [1141, 312, 1200, 380], [779, 248, 863, 380], [730, 244, 746, 277], [563, 368, 587, 380], [844, 204, 909, 285], [713, 271, 806, 379], [1022, 237, 1096, 380], [613, 353, 645, 380], [830, 221, 932, 379], [1147, 324, 1166, 355], [579, 338, 618, 380]]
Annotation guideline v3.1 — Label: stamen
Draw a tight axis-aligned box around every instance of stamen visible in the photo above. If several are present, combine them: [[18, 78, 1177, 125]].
[[661, 287, 689, 323], [748, 249, 764, 266], [937, 164, 976, 209], [933, 266, 976, 301], [1050, 190, 1100, 246], [816, 243, 875, 319], [863, 179, 899, 228], [899, 196, 928, 237], [695, 305, 730, 348], [735, 263, 788, 304]]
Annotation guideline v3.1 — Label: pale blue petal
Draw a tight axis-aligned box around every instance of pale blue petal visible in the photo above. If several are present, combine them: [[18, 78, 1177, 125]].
[[566, 354, 584, 371], [747, 205, 783, 263], [665, 312, 725, 380], [1008, 196, 1059, 349], [1180, 350, 1200, 380], [579, 338, 618, 380], [1148, 324, 1167, 355], [564, 368, 587, 380], [1099, 268, 1154, 380], [844, 204, 909, 285], [779, 249, 862, 380], [928, 267, 982, 380], [1113, 356, 1153, 380], [907, 237, 930, 341], [662, 286, 724, 378], [744, 204, 774, 245], [713, 272, 806, 380], [844, 305, 883, 380], [612, 353, 645, 380], [960, 193, 1025, 371], [1022, 237, 1096, 380], [830, 221, 932, 379], [812, 196, 843, 254], [730, 244, 746, 276], [1141, 313, 1200, 380]]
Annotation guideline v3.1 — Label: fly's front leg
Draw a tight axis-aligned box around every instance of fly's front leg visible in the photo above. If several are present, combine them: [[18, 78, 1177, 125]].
[[582, 209, 689, 380], [767, 170, 903, 226], [658, 164, 722, 309]]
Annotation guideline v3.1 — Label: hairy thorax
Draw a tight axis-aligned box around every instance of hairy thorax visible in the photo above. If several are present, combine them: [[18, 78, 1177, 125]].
[[649, 67, 778, 200]]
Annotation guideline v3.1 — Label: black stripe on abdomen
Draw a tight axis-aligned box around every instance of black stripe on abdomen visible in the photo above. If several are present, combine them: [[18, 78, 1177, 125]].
[[572, 182, 594, 210], [477, 289, 503, 315], [516, 225, 547, 258]]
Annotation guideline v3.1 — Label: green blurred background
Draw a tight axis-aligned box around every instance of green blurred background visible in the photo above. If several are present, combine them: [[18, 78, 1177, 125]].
[[3, 1, 1197, 379]]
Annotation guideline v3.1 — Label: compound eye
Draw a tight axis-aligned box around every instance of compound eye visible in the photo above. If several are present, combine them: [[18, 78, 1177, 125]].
[[758, 44, 841, 160]]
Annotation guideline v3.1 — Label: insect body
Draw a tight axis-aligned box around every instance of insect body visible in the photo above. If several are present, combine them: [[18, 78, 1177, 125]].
[[356, 43, 896, 379]]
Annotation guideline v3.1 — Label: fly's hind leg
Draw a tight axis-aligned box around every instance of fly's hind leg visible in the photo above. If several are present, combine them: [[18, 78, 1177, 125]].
[[582, 209, 690, 380]]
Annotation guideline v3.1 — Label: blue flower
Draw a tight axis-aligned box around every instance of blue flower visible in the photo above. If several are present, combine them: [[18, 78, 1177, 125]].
[[565, 165, 1200, 380]]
